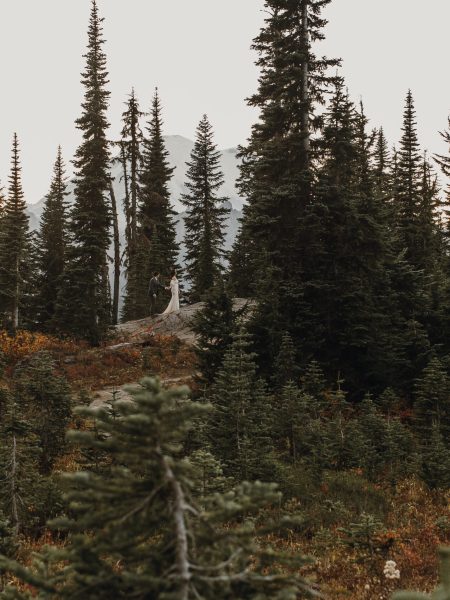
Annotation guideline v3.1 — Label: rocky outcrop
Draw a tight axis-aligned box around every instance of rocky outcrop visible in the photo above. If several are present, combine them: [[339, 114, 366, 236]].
[[113, 298, 254, 347]]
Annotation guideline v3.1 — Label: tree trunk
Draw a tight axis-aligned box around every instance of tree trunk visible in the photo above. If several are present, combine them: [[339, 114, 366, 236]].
[[110, 182, 121, 326]]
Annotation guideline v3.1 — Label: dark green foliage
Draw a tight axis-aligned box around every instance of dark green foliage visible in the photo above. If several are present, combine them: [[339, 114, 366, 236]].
[[0, 513, 18, 592], [192, 280, 240, 390], [209, 331, 277, 481], [0, 393, 43, 537], [273, 333, 299, 389], [131, 89, 179, 317], [0, 134, 29, 333], [414, 355, 450, 439], [420, 424, 450, 490], [55, 0, 111, 343], [373, 127, 391, 197], [339, 513, 386, 560], [230, 0, 340, 363], [34, 147, 69, 331], [117, 88, 144, 321], [182, 115, 229, 301], [0, 378, 312, 599], [14, 352, 72, 474]]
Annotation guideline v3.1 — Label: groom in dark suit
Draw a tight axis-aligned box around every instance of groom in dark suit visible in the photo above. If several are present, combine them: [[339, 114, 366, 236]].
[[148, 272, 165, 316]]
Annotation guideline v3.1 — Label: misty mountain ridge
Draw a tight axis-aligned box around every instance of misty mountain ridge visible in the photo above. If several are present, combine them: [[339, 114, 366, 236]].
[[26, 135, 244, 239]]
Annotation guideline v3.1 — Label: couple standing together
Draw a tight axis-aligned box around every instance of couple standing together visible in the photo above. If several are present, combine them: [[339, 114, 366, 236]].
[[148, 270, 180, 316]]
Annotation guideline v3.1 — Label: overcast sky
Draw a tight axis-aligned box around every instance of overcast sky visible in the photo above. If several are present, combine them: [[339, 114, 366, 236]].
[[0, 0, 448, 204]]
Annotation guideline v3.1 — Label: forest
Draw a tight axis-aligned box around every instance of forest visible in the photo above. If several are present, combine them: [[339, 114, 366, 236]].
[[0, 0, 449, 598]]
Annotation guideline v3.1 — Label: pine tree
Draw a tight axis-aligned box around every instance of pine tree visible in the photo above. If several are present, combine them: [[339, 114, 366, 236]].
[[373, 127, 391, 197], [0, 513, 18, 592], [421, 423, 450, 489], [394, 90, 423, 267], [192, 279, 237, 390], [14, 352, 72, 474], [414, 355, 450, 440], [273, 332, 299, 389], [117, 88, 144, 321], [209, 331, 276, 481], [0, 378, 311, 599], [130, 89, 179, 317], [0, 134, 29, 334], [55, 0, 111, 343], [231, 0, 340, 302], [182, 115, 229, 302], [0, 393, 42, 537], [35, 147, 69, 330]]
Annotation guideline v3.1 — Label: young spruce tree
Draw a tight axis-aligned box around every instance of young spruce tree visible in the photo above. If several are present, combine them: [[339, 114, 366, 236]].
[[0, 378, 311, 599]]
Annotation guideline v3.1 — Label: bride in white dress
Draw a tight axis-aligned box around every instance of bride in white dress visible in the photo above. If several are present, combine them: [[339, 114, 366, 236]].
[[162, 270, 180, 315]]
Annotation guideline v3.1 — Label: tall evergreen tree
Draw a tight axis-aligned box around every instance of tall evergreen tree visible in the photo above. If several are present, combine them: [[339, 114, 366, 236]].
[[117, 88, 144, 321], [394, 90, 423, 267], [182, 115, 229, 302], [55, 0, 111, 343], [0, 134, 29, 334], [35, 147, 69, 330], [373, 127, 390, 197], [231, 0, 340, 292], [133, 88, 179, 317]]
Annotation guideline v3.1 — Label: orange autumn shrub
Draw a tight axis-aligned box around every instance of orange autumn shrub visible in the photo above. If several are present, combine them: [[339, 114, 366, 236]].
[[0, 330, 83, 366]]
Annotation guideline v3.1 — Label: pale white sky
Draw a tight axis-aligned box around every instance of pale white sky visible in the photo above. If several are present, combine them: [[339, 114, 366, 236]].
[[0, 0, 448, 204]]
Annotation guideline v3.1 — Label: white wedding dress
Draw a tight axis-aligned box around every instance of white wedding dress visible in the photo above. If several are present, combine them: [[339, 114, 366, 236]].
[[162, 276, 180, 315]]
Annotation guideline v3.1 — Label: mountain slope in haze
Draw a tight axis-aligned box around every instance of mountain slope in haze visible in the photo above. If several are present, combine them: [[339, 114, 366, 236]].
[[26, 135, 244, 304], [27, 135, 244, 228]]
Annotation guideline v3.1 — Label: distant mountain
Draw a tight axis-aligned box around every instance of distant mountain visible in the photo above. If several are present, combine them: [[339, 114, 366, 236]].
[[27, 135, 244, 227], [26, 135, 243, 303]]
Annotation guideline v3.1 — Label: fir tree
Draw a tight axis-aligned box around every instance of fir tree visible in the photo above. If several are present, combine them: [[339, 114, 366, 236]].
[[35, 146, 69, 330], [373, 127, 391, 197], [0, 393, 42, 537], [0, 378, 311, 598], [117, 88, 144, 321], [55, 0, 111, 343], [132, 89, 179, 317], [394, 90, 423, 267], [14, 352, 72, 474], [414, 355, 450, 440], [421, 423, 450, 489], [231, 0, 340, 303], [192, 279, 237, 390], [273, 332, 299, 389], [209, 331, 276, 481], [0, 134, 29, 334], [182, 115, 229, 302]]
